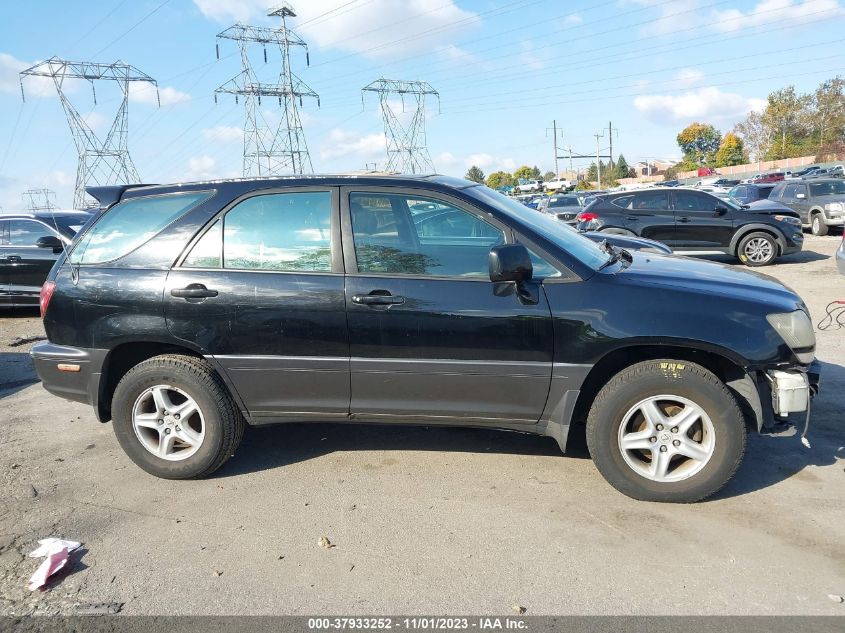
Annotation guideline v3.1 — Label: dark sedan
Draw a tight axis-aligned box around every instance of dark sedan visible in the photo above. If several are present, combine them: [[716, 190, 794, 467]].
[[1, 210, 92, 307]]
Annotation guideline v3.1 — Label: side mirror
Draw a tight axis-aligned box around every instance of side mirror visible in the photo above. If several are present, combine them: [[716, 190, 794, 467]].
[[714, 204, 729, 216], [36, 235, 63, 251], [796, 193, 806, 199], [489, 244, 533, 283]]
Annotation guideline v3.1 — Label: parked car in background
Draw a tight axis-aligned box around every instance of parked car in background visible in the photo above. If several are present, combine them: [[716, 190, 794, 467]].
[[661, 180, 680, 187], [1, 210, 93, 307], [575, 187, 803, 266], [837, 231, 845, 275], [769, 178, 845, 235], [752, 172, 785, 184], [728, 183, 776, 205], [31, 174, 818, 502], [693, 185, 732, 199], [544, 176, 574, 192], [515, 178, 544, 193], [537, 193, 584, 223], [789, 166, 821, 179]]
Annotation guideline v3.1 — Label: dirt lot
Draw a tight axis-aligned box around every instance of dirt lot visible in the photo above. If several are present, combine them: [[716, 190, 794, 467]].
[[0, 235, 843, 616]]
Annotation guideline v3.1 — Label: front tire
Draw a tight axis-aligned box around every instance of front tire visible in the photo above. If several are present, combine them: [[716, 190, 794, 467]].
[[586, 360, 746, 503], [811, 213, 828, 236], [737, 232, 778, 266], [111, 354, 245, 479]]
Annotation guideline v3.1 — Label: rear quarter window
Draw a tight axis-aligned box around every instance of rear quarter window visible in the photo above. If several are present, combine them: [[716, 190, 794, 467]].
[[70, 192, 211, 264]]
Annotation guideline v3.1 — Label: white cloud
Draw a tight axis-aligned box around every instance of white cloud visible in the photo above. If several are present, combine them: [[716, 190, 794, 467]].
[[463, 154, 516, 173], [320, 128, 386, 161], [2, 53, 55, 98], [564, 13, 583, 24], [436, 151, 458, 167], [82, 111, 108, 132], [192, 0, 266, 22], [297, 1, 480, 58], [627, 0, 704, 35], [633, 87, 767, 123], [466, 153, 494, 169], [202, 125, 243, 143], [182, 155, 221, 181], [712, 0, 845, 32], [129, 82, 190, 106], [519, 40, 548, 71], [675, 68, 705, 88]]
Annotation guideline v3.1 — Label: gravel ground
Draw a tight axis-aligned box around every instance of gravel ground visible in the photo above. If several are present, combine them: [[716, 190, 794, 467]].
[[0, 235, 843, 616]]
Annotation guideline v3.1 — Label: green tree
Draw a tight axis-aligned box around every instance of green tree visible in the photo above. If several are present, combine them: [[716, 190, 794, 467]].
[[714, 133, 746, 167], [734, 111, 771, 164], [485, 171, 513, 189], [614, 154, 630, 179], [811, 76, 845, 150], [676, 122, 722, 166], [543, 170, 556, 181], [465, 165, 485, 184], [761, 86, 812, 159]]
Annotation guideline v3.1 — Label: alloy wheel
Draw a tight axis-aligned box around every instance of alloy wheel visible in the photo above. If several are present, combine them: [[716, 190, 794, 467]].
[[132, 385, 205, 461], [744, 237, 774, 264], [617, 395, 716, 482]]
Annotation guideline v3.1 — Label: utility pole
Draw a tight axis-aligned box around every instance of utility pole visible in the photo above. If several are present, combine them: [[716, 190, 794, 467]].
[[19, 57, 158, 209], [362, 78, 440, 174], [546, 120, 561, 176], [215, 3, 319, 176], [608, 121, 614, 174], [594, 132, 604, 186]]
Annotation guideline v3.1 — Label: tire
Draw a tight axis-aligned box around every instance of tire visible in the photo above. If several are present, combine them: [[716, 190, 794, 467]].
[[111, 354, 245, 479], [811, 213, 828, 236], [586, 360, 746, 503], [736, 231, 778, 267]]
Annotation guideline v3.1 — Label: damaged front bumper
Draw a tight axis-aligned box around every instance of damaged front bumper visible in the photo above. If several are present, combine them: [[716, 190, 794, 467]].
[[767, 359, 820, 417]]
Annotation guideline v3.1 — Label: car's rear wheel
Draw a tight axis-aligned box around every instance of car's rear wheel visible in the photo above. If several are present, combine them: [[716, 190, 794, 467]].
[[737, 232, 778, 266], [586, 360, 746, 503], [811, 213, 828, 236], [111, 354, 245, 479]]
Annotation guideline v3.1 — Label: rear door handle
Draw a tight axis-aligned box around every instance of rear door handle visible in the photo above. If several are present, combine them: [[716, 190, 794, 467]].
[[626, 216, 639, 221], [5, 255, 22, 262], [678, 217, 691, 223], [171, 283, 218, 299], [352, 293, 405, 306]]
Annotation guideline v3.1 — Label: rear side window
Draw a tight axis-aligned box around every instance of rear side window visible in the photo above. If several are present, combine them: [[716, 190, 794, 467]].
[[629, 192, 669, 212], [9, 220, 56, 246], [71, 192, 210, 264], [758, 186, 774, 200], [183, 191, 333, 272]]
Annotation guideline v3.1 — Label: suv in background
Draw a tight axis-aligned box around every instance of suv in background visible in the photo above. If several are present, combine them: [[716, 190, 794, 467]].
[[1, 210, 92, 307], [752, 172, 785, 184], [576, 187, 803, 266], [537, 193, 584, 223], [515, 179, 544, 193], [30, 175, 818, 503], [769, 178, 845, 235], [728, 183, 776, 205]]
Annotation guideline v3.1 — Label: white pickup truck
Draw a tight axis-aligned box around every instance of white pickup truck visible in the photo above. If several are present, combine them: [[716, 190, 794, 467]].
[[515, 179, 544, 193], [545, 177, 574, 192]]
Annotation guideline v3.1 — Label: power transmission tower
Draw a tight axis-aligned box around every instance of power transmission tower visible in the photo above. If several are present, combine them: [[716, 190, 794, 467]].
[[215, 3, 319, 177], [19, 57, 158, 209], [362, 78, 440, 174], [22, 188, 56, 211]]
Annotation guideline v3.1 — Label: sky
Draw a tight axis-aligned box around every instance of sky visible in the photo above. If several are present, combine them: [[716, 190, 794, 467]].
[[1, 0, 844, 208]]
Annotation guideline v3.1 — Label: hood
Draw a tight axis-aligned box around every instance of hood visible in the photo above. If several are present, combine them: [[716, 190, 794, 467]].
[[583, 231, 672, 254], [611, 251, 803, 312], [745, 199, 799, 216]]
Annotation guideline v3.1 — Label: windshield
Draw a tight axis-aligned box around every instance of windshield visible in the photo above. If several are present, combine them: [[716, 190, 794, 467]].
[[40, 214, 93, 238], [809, 180, 845, 196], [549, 197, 580, 207], [465, 186, 611, 270]]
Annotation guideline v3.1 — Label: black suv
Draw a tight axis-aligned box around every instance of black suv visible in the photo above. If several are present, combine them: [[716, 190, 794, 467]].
[[1, 210, 92, 307], [576, 187, 803, 266], [31, 175, 819, 502], [727, 183, 775, 205], [768, 178, 845, 236]]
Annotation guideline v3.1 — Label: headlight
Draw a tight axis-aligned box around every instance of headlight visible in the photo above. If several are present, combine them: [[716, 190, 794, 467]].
[[773, 214, 801, 226], [766, 311, 815, 363], [824, 202, 844, 213]]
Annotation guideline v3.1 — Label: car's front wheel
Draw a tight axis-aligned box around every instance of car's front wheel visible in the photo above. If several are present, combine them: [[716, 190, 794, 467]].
[[737, 232, 778, 266], [586, 360, 746, 502], [811, 213, 829, 236], [111, 354, 245, 479]]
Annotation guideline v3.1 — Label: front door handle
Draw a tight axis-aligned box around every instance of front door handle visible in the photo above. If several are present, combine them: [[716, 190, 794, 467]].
[[626, 216, 639, 221], [5, 255, 22, 262], [352, 293, 405, 306], [171, 283, 218, 299], [678, 217, 691, 223]]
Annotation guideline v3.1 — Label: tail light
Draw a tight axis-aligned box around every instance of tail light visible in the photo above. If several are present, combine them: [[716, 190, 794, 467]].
[[577, 212, 599, 222], [39, 281, 56, 319]]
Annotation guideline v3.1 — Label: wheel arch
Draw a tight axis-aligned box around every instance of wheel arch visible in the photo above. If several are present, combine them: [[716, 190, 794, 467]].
[[568, 343, 763, 446], [96, 340, 247, 423], [729, 223, 786, 256]]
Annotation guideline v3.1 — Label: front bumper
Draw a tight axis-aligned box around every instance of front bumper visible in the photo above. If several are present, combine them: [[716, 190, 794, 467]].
[[30, 342, 107, 410]]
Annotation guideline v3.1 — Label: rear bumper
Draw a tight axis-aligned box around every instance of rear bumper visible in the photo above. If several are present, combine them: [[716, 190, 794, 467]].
[[30, 342, 107, 411]]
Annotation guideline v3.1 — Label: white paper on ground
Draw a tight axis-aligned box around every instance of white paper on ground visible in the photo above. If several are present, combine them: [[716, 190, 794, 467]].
[[27, 538, 82, 591]]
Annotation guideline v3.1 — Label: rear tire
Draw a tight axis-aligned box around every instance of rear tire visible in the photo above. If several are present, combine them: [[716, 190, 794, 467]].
[[111, 354, 245, 479], [586, 360, 746, 503], [811, 213, 828, 236], [737, 231, 778, 266]]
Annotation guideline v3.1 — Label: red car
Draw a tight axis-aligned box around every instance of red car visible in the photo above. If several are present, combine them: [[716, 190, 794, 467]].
[[752, 172, 785, 183]]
